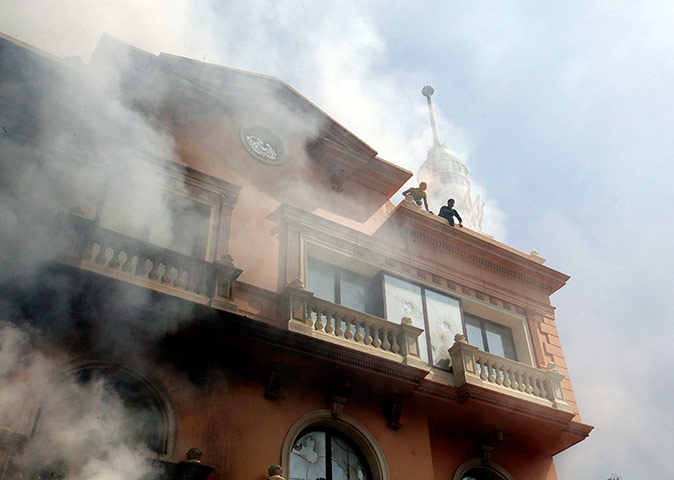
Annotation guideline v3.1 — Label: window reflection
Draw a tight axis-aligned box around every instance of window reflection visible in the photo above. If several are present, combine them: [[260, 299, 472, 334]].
[[290, 431, 327, 480], [465, 315, 517, 361], [383, 275, 428, 363], [306, 258, 374, 315], [289, 429, 370, 480], [425, 290, 462, 369]]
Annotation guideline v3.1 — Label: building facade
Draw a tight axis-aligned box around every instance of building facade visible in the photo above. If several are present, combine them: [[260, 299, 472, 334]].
[[0, 33, 592, 480]]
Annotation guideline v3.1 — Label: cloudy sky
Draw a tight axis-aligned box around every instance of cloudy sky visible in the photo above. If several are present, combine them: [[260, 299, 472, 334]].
[[2, 1, 673, 478]]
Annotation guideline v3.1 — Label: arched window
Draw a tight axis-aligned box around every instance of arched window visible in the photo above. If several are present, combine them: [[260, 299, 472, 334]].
[[452, 459, 514, 480], [73, 364, 172, 456], [290, 428, 371, 480], [282, 410, 389, 480]]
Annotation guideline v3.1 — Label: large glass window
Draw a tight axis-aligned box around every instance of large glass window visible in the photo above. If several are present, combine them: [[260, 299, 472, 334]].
[[306, 258, 375, 315], [290, 429, 371, 480], [383, 274, 462, 369]]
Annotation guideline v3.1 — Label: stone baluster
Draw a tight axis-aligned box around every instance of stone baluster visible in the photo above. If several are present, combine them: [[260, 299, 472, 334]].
[[334, 314, 344, 337], [314, 309, 325, 331], [479, 358, 488, 381], [175, 269, 187, 289], [148, 258, 160, 280], [324, 311, 335, 334], [344, 317, 354, 340], [517, 371, 527, 392], [391, 333, 400, 354], [354, 322, 364, 343], [372, 327, 382, 348], [381, 329, 391, 351], [487, 361, 496, 383], [305, 307, 316, 327], [121, 252, 134, 272], [94, 243, 107, 264], [503, 368, 512, 388], [495, 364, 504, 385], [108, 244, 123, 269], [135, 254, 148, 277], [161, 258, 173, 284], [532, 376, 541, 397], [364, 324, 373, 346]]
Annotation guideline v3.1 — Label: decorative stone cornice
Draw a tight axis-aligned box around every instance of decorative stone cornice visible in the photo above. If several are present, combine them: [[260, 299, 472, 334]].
[[407, 229, 556, 292]]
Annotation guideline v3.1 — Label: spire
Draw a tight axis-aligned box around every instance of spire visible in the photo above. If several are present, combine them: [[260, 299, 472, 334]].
[[421, 85, 440, 146]]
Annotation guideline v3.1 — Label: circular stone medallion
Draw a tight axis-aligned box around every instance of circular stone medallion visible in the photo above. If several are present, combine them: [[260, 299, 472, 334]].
[[240, 125, 285, 165]]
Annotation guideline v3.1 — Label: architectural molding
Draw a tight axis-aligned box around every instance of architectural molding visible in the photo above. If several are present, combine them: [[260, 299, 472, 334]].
[[407, 229, 556, 292]]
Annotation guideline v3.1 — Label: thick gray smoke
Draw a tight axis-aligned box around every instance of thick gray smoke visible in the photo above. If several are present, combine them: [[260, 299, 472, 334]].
[[0, 323, 155, 480], [0, 36, 194, 479], [0, 29, 331, 478]]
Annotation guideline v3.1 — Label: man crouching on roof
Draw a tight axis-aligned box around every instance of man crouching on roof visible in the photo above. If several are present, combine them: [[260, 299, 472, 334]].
[[402, 182, 430, 212]]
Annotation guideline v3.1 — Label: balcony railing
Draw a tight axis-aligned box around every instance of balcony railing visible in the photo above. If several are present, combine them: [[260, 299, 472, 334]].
[[282, 286, 572, 412], [281, 285, 427, 370], [51, 212, 241, 311], [448, 334, 573, 412]]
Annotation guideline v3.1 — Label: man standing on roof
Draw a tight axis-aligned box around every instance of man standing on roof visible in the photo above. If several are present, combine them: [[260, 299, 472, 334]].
[[402, 182, 430, 212], [438, 198, 463, 227]]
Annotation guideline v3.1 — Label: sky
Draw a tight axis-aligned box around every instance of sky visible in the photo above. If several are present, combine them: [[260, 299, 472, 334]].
[[2, 1, 674, 478]]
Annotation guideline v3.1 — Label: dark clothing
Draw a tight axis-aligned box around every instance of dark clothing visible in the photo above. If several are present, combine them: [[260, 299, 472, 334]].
[[438, 206, 462, 226]]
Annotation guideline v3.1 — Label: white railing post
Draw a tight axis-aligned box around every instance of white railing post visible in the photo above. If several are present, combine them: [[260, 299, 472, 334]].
[[399, 317, 427, 370], [281, 283, 315, 336], [544, 363, 574, 413], [448, 334, 481, 386]]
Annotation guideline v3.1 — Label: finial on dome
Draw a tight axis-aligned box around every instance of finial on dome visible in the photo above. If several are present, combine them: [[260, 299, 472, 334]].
[[421, 85, 440, 146]]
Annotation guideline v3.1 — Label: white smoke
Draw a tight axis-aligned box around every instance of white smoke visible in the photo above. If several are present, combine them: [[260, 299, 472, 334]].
[[0, 323, 157, 480]]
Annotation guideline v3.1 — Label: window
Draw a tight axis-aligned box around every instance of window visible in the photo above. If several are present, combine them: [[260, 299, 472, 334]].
[[383, 275, 521, 368], [290, 428, 371, 480], [97, 178, 211, 259], [383, 274, 462, 369], [460, 467, 509, 480], [18, 365, 174, 480], [306, 258, 376, 315], [465, 315, 517, 361], [453, 458, 515, 480], [73, 366, 171, 456], [306, 254, 526, 367]]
